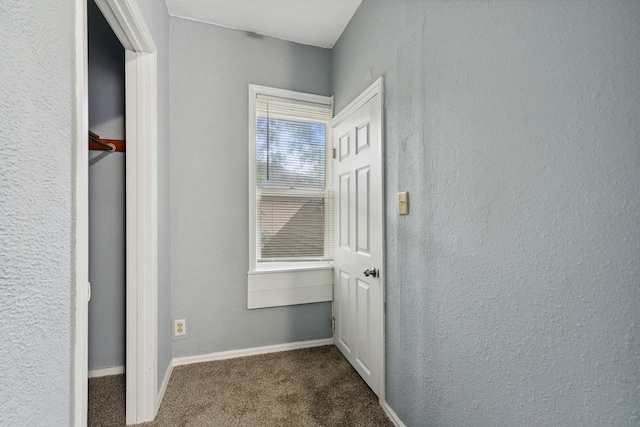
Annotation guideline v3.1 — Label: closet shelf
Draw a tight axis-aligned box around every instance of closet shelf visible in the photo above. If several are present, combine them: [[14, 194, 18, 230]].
[[89, 131, 126, 152]]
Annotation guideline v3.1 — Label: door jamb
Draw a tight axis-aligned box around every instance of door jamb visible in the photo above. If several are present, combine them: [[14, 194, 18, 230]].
[[332, 77, 386, 404], [73, 0, 89, 424], [73, 0, 158, 424]]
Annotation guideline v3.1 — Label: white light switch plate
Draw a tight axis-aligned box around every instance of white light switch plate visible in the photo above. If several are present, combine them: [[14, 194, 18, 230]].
[[398, 192, 409, 215]]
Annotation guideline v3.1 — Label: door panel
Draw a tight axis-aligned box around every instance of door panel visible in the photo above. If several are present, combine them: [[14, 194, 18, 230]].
[[339, 133, 350, 161], [339, 173, 350, 248], [356, 278, 371, 374], [356, 122, 370, 153], [356, 167, 370, 255], [338, 270, 351, 353], [333, 86, 383, 395]]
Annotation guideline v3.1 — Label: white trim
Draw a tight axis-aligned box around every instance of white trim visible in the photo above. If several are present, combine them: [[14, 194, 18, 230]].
[[333, 77, 383, 128], [125, 48, 158, 424], [156, 361, 174, 413], [247, 267, 333, 309], [173, 338, 334, 367], [248, 85, 258, 271], [124, 49, 140, 425], [249, 262, 333, 272], [73, 0, 89, 425], [382, 401, 407, 427], [93, 0, 155, 53], [88, 366, 125, 379], [251, 85, 332, 108], [374, 77, 387, 407], [248, 285, 333, 309]]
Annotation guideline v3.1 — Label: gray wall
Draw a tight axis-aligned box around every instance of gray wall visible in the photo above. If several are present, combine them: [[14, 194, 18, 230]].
[[88, 0, 126, 371], [136, 0, 174, 392], [0, 2, 75, 425], [169, 18, 333, 358], [333, 1, 640, 426]]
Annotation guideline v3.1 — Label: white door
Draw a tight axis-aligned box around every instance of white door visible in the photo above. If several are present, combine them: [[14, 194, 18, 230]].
[[332, 79, 384, 395]]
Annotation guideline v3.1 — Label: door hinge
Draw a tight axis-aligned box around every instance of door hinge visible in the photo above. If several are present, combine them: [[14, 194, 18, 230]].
[[331, 316, 335, 331], [332, 147, 336, 159], [87, 281, 91, 302]]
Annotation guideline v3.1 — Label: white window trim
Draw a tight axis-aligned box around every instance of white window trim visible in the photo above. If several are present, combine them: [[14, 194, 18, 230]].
[[247, 84, 334, 309]]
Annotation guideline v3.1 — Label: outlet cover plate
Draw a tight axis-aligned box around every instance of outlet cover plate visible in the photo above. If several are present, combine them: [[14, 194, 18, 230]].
[[174, 319, 187, 338]]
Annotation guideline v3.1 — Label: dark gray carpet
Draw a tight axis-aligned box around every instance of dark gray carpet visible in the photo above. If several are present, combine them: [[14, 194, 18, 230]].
[[88, 374, 125, 426], [88, 345, 393, 426]]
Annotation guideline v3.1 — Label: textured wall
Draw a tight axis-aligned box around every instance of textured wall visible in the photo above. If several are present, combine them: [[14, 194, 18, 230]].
[[88, 0, 126, 371], [0, 1, 75, 425], [333, 1, 640, 426], [170, 18, 333, 358], [136, 0, 174, 392]]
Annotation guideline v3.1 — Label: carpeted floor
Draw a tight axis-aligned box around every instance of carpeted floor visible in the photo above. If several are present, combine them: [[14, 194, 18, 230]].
[[88, 345, 393, 426]]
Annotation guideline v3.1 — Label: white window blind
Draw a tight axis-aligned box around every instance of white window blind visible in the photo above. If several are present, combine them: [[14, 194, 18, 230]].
[[254, 95, 333, 264]]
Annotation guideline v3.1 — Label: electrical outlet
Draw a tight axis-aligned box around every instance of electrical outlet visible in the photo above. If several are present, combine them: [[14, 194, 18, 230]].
[[174, 319, 186, 337]]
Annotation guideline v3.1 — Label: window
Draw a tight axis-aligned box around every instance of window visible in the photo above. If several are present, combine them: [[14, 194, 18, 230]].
[[248, 85, 334, 309]]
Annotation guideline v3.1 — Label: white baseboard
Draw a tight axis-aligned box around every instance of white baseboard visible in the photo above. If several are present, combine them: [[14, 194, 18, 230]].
[[156, 360, 174, 414], [382, 401, 407, 427], [88, 366, 125, 378], [173, 338, 334, 367]]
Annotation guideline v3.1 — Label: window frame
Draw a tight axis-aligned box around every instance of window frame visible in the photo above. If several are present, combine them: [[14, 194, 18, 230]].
[[247, 85, 334, 309], [248, 84, 334, 273]]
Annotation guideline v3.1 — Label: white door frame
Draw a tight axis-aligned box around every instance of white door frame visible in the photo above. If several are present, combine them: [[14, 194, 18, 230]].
[[73, 0, 158, 425], [332, 77, 386, 404]]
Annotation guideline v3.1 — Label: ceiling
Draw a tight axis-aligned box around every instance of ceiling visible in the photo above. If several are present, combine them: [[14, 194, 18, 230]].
[[166, 0, 363, 48]]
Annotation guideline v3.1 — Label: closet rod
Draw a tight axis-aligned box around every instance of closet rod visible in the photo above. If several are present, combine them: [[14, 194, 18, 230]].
[[91, 137, 116, 152], [89, 131, 125, 152]]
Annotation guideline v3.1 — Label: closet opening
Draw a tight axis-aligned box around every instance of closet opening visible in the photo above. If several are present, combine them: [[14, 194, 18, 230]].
[[87, 0, 127, 423]]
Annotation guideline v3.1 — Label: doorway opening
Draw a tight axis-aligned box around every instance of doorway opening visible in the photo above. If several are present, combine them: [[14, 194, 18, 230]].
[[74, 0, 158, 424], [87, 0, 127, 422]]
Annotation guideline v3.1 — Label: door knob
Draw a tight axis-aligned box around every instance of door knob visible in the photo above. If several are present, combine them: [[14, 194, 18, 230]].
[[363, 268, 378, 278]]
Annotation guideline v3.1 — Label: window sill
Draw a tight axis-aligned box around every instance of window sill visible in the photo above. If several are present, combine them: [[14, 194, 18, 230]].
[[247, 264, 334, 309], [249, 262, 333, 274]]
